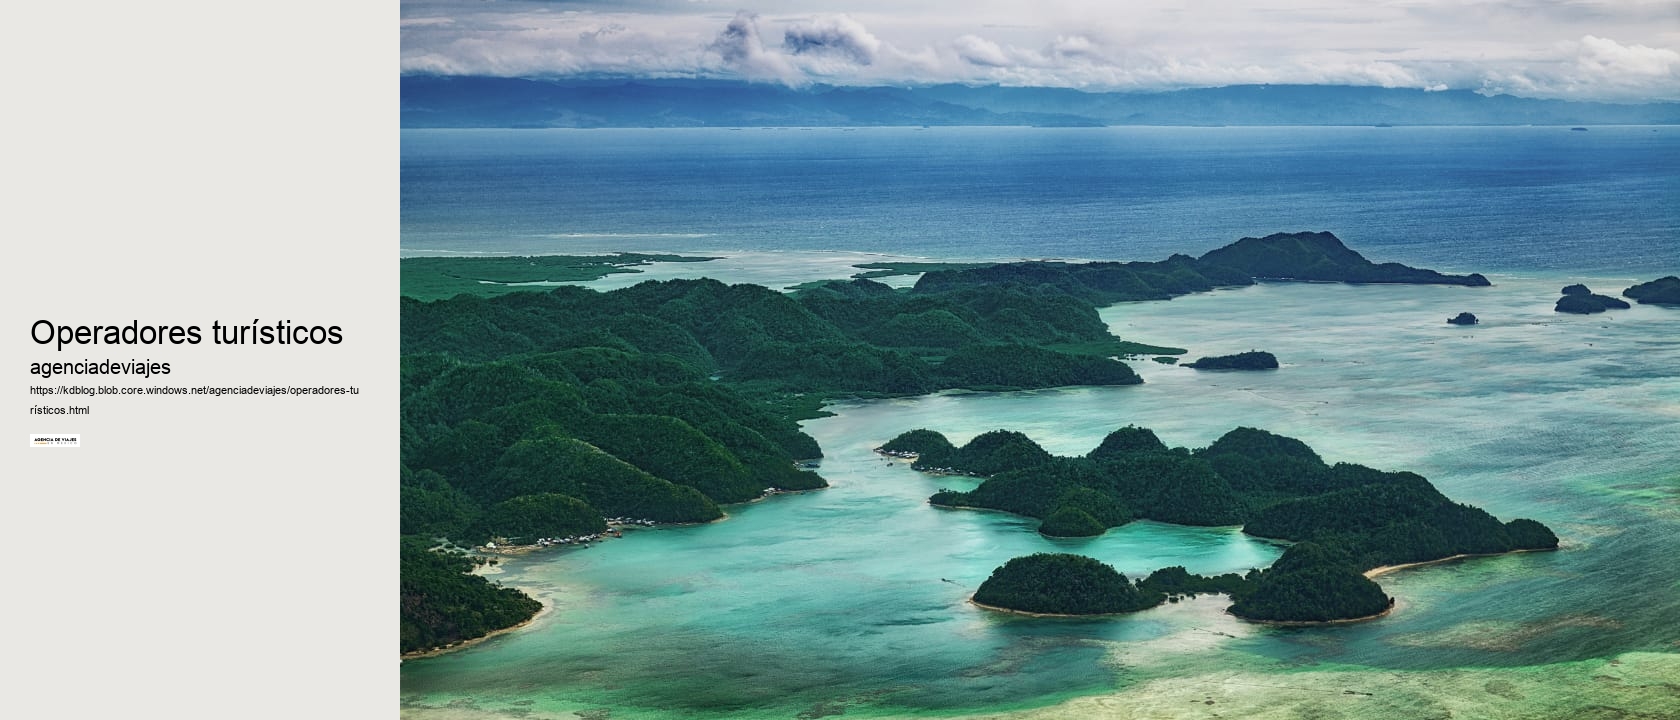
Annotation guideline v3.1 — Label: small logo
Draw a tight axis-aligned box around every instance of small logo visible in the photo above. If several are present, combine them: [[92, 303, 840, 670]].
[[29, 434, 80, 448]]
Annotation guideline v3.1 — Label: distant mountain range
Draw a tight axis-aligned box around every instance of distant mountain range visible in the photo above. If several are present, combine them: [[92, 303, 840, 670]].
[[401, 76, 1680, 128]]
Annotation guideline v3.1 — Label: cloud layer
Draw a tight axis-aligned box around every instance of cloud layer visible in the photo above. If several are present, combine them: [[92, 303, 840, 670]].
[[400, 1, 1680, 102]]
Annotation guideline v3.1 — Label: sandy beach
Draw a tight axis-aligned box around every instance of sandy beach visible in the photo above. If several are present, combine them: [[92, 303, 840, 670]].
[[1364, 547, 1552, 579]]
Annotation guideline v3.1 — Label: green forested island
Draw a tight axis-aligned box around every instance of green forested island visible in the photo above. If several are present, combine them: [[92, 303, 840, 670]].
[[1186, 350, 1279, 370], [973, 554, 1160, 615], [893, 424, 1557, 621], [1555, 284, 1632, 314], [1623, 276, 1680, 305], [400, 232, 1503, 651]]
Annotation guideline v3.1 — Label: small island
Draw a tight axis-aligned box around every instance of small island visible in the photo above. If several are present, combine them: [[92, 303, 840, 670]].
[[1623, 276, 1680, 305], [973, 553, 1162, 615], [1555, 284, 1631, 314], [1447, 312, 1479, 325], [1186, 350, 1279, 370]]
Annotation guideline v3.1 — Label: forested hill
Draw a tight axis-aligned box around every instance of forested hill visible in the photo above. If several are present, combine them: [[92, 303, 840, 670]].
[[910, 231, 1489, 300], [898, 424, 1559, 622], [1198, 232, 1490, 285]]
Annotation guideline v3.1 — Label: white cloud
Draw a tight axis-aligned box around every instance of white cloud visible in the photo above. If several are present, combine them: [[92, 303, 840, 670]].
[[398, 2, 1680, 102], [1576, 34, 1679, 81], [708, 11, 802, 83], [1476, 35, 1680, 101], [952, 34, 1012, 67], [784, 15, 881, 65]]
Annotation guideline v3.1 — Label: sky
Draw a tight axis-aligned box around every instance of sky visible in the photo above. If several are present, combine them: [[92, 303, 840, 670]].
[[400, 1, 1680, 102]]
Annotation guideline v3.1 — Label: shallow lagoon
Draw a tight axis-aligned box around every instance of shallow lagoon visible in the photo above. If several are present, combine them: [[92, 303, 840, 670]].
[[402, 270, 1680, 719]]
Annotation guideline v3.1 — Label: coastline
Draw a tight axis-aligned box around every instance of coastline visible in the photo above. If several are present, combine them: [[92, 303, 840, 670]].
[[972, 594, 1399, 626], [966, 548, 1557, 627], [1223, 548, 1557, 627], [1231, 599, 1396, 627], [1363, 547, 1553, 579], [407, 510, 773, 660], [401, 590, 552, 661], [968, 596, 1141, 618]]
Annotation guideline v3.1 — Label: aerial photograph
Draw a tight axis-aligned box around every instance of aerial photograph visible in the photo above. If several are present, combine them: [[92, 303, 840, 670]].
[[398, 2, 1679, 718]]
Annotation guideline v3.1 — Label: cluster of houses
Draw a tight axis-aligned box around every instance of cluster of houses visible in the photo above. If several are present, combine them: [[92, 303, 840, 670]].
[[481, 518, 666, 552], [528, 516, 666, 546], [903, 464, 980, 476], [531, 533, 607, 548], [873, 447, 978, 477]]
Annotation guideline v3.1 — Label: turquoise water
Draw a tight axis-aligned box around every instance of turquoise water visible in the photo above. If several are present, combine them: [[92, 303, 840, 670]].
[[401, 272, 1680, 719], [401, 127, 1679, 718]]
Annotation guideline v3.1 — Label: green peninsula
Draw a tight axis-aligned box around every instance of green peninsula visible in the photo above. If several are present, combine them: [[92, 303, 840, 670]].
[[1197, 231, 1491, 286], [400, 253, 720, 301], [847, 261, 995, 279], [400, 538, 542, 654], [895, 425, 1558, 621], [908, 231, 1487, 307]]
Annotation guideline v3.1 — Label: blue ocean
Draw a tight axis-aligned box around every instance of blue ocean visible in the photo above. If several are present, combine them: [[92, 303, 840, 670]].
[[400, 127, 1680, 720], [402, 126, 1677, 272]]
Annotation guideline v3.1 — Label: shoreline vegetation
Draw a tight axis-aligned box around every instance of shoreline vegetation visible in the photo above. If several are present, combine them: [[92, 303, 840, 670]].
[[400, 232, 1512, 653], [973, 592, 1401, 626], [968, 596, 1130, 619], [888, 423, 1559, 622], [1235, 600, 1396, 626], [400, 590, 552, 661]]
